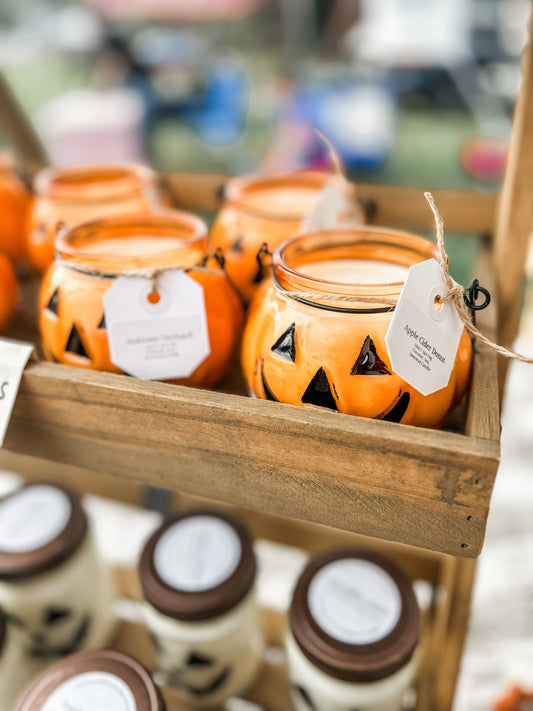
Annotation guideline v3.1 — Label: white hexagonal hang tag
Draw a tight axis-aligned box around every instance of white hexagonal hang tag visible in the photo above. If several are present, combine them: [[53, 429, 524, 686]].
[[385, 259, 464, 396], [104, 271, 210, 381]]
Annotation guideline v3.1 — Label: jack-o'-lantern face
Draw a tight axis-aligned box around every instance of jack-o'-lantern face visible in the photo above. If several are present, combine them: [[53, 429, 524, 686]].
[[39, 214, 243, 387], [242, 229, 473, 429], [8, 607, 91, 660]]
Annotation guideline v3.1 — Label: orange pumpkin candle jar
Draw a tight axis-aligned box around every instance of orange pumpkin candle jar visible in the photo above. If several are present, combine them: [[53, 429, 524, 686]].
[[0, 154, 32, 265], [242, 228, 472, 428], [27, 163, 157, 273], [209, 171, 349, 302], [39, 212, 243, 387], [0, 252, 18, 333]]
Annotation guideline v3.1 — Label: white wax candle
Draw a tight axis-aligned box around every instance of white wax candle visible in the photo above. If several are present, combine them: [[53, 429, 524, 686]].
[[298, 259, 409, 284], [245, 187, 323, 214], [82, 236, 183, 257]]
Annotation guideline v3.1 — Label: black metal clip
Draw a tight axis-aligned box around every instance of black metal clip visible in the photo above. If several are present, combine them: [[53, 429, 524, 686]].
[[253, 243, 273, 284], [463, 278, 491, 327]]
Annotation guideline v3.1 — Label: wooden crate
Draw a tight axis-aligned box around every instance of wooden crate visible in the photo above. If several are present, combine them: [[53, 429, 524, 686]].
[[2, 7, 533, 709]]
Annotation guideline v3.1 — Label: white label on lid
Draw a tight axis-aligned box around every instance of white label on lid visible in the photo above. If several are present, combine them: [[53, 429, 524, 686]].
[[0, 485, 71, 553], [104, 271, 210, 381], [42, 671, 137, 711], [385, 259, 464, 396], [154, 516, 242, 592], [308, 559, 402, 645]]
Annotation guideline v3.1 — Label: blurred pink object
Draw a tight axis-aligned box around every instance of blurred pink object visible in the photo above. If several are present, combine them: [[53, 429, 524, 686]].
[[85, 0, 264, 21], [37, 89, 145, 166]]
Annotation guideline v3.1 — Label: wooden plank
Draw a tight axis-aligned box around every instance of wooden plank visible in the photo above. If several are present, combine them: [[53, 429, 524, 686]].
[[0, 71, 48, 177], [0, 450, 147, 506], [465, 239, 501, 441], [160, 171, 498, 234], [436, 557, 477, 711], [2, 361, 498, 557], [494, 8, 533, 380]]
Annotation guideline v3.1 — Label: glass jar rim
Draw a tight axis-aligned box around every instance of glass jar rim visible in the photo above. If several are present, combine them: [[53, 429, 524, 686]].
[[34, 163, 154, 203], [56, 210, 208, 272], [224, 170, 344, 222], [274, 226, 438, 297]]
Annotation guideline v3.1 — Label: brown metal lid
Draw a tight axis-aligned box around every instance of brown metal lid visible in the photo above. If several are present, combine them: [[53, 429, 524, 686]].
[[15, 650, 165, 711], [0, 482, 88, 581], [289, 549, 420, 683], [139, 508, 256, 622]]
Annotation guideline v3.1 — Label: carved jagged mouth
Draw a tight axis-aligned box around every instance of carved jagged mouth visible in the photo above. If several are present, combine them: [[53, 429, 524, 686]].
[[380, 391, 411, 423], [261, 364, 280, 402], [168, 666, 231, 697], [28, 614, 91, 658]]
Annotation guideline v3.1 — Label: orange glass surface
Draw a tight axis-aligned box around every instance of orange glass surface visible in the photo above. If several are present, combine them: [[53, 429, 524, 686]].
[[209, 171, 345, 302], [0, 252, 18, 333], [27, 163, 157, 273], [0, 154, 31, 264], [242, 228, 472, 428], [40, 212, 243, 387]]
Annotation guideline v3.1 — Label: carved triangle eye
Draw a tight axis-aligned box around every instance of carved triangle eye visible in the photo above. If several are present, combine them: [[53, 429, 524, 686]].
[[45, 289, 59, 316], [65, 324, 89, 359], [302, 367, 338, 411], [44, 607, 71, 625], [271, 323, 296, 363], [351, 335, 391, 375], [97, 313, 106, 329]]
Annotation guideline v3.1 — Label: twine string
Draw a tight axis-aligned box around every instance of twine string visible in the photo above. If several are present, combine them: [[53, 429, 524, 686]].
[[280, 191, 533, 363], [424, 191, 533, 363]]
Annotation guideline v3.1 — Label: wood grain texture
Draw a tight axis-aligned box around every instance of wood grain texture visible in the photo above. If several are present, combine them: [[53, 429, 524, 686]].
[[494, 8, 533, 372], [465, 240, 501, 441], [160, 171, 498, 234], [3, 357, 498, 557]]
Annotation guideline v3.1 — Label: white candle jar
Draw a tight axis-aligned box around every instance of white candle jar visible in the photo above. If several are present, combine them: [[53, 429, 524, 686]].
[[15, 649, 166, 710], [139, 509, 264, 707], [0, 482, 116, 662], [286, 549, 420, 711], [0, 607, 36, 709]]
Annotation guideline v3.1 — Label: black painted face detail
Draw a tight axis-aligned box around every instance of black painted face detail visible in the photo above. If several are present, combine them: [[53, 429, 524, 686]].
[[291, 684, 317, 710], [28, 614, 91, 658], [232, 235, 244, 253], [45, 289, 59, 316], [302, 367, 338, 411], [381, 391, 410, 423], [261, 364, 279, 402], [97, 313, 106, 329], [44, 607, 71, 626], [271, 323, 296, 363], [167, 666, 231, 697], [351, 335, 391, 375], [186, 651, 214, 667], [65, 324, 89, 359]]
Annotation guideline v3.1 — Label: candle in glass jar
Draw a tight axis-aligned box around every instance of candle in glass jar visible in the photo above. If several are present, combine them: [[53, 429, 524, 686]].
[[82, 236, 184, 257], [298, 259, 409, 284]]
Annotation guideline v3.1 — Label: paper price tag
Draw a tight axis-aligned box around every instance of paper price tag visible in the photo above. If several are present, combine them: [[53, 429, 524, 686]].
[[104, 271, 210, 381], [301, 184, 359, 233], [0, 338, 34, 446], [385, 259, 464, 396]]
